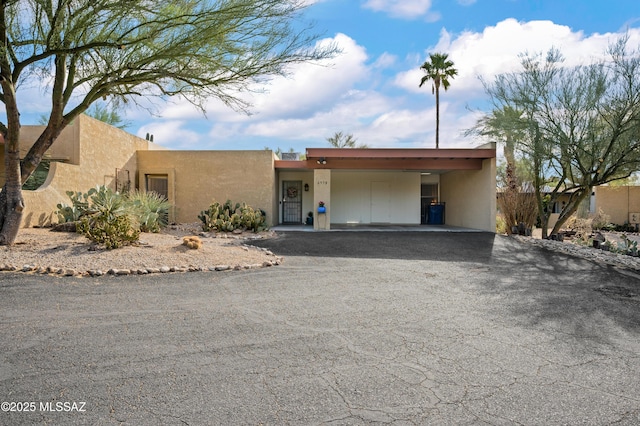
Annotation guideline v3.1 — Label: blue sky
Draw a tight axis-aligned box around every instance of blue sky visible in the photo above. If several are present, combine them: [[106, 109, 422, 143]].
[[19, 0, 640, 152]]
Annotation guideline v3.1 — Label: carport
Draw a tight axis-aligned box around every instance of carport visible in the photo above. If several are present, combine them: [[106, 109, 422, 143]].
[[275, 144, 496, 232]]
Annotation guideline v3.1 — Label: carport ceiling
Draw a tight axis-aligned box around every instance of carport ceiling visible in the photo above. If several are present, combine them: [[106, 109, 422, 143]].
[[275, 147, 496, 171]]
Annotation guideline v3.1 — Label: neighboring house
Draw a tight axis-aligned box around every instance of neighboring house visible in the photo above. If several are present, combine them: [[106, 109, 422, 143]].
[[5, 116, 498, 232], [593, 186, 640, 226], [497, 184, 640, 230]]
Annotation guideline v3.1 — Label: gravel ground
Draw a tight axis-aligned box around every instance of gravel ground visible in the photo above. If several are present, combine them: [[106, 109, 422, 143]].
[[514, 229, 640, 272], [0, 224, 281, 276]]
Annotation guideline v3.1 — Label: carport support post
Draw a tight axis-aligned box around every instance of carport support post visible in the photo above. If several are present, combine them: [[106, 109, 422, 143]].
[[314, 169, 331, 231]]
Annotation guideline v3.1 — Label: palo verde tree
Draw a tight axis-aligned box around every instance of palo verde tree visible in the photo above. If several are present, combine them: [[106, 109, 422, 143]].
[[39, 102, 131, 129], [0, 0, 336, 245], [419, 52, 458, 149], [474, 36, 640, 238]]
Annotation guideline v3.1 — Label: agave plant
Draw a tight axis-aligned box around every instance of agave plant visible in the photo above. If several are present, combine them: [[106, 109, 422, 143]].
[[127, 190, 171, 233]]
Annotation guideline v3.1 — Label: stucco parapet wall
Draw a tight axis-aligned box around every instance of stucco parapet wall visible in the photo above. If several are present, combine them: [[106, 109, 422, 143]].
[[305, 147, 496, 159], [276, 147, 496, 170]]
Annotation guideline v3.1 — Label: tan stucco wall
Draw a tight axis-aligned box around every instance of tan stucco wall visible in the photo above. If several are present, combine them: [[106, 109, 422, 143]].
[[18, 124, 81, 164], [137, 150, 276, 225], [18, 115, 157, 227], [440, 157, 497, 232], [595, 186, 640, 225]]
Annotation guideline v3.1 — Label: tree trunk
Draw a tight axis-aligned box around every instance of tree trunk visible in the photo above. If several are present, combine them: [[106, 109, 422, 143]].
[[0, 142, 24, 245], [435, 85, 440, 149], [549, 190, 589, 236]]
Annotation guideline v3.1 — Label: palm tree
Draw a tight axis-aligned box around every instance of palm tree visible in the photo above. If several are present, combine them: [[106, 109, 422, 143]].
[[419, 53, 458, 149], [473, 105, 526, 190]]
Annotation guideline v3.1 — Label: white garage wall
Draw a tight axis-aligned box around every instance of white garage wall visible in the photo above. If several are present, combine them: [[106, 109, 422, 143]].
[[331, 171, 421, 224]]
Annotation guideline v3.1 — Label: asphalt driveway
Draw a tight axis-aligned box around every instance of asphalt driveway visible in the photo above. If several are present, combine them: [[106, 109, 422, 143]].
[[1, 231, 639, 425]]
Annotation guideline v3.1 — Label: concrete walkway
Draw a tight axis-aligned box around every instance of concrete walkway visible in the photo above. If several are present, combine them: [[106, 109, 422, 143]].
[[272, 223, 486, 232], [1, 232, 639, 425]]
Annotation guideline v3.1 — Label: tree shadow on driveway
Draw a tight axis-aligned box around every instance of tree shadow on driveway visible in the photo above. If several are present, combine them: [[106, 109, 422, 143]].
[[483, 236, 640, 340], [249, 230, 640, 339]]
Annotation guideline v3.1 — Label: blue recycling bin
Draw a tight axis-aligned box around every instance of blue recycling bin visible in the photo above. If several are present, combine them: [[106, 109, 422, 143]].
[[428, 203, 445, 225]]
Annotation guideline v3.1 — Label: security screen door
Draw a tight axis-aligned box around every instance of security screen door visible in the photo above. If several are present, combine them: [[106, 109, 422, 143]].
[[282, 181, 302, 224]]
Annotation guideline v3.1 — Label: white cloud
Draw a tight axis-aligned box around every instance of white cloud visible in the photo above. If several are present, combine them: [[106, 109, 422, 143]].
[[362, 0, 439, 20], [248, 33, 369, 119], [148, 32, 368, 128], [372, 52, 398, 69], [386, 20, 640, 148], [394, 19, 637, 99], [242, 89, 394, 142], [137, 120, 201, 149]]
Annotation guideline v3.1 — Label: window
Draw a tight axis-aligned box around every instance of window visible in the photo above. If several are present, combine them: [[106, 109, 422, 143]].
[[146, 174, 168, 200]]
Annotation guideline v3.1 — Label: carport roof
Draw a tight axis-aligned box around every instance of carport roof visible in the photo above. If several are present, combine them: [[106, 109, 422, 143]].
[[275, 146, 496, 171]]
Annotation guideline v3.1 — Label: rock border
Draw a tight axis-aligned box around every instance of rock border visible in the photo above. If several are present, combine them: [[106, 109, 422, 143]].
[[1, 243, 283, 278]]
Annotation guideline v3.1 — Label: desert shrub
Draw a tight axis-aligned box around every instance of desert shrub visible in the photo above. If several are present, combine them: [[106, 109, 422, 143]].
[[564, 215, 593, 244], [591, 208, 611, 230], [617, 235, 638, 254], [76, 186, 140, 249], [496, 214, 508, 234], [57, 187, 172, 246], [497, 186, 538, 234], [198, 199, 267, 233], [127, 190, 170, 233], [613, 223, 637, 232]]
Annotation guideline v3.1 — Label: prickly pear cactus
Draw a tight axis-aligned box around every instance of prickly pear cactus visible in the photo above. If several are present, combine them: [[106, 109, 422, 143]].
[[199, 199, 267, 232]]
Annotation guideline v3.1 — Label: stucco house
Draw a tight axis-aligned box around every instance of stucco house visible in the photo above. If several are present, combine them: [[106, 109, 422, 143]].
[[593, 186, 640, 227], [5, 115, 498, 232]]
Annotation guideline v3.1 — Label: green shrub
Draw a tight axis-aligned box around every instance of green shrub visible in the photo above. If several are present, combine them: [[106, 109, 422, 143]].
[[199, 199, 267, 233], [127, 190, 170, 233], [77, 186, 140, 249], [496, 214, 508, 234], [57, 187, 172, 247]]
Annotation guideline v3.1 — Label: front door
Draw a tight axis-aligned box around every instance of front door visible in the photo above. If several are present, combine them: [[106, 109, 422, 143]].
[[282, 181, 303, 224]]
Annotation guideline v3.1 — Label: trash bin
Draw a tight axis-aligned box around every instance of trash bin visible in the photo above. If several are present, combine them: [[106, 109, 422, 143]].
[[428, 203, 445, 225]]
